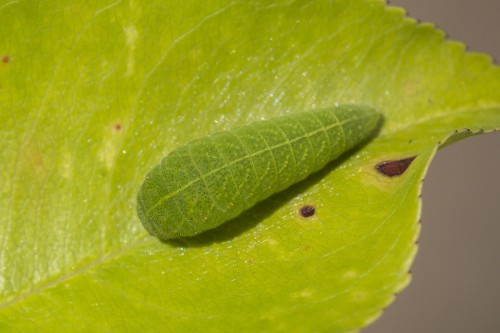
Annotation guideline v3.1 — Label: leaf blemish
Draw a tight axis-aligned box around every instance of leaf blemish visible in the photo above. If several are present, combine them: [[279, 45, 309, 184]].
[[300, 205, 315, 218], [2, 55, 10, 63], [114, 123, 122, 131], [376, 156, 417, 177]]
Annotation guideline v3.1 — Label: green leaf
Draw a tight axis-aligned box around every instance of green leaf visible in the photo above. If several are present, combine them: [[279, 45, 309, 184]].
[[1, 1, 499, 332]]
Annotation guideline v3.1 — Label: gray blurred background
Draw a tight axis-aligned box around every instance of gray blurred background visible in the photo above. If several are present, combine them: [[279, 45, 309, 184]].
[[365, 1, 500, 332]]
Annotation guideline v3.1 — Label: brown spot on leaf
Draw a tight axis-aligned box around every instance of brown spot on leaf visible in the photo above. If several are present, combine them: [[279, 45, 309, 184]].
[[114, 123, 122, 130], [2, 56, 10, 63], [300, 205, 315, 217], [376, 156, 417, 177]]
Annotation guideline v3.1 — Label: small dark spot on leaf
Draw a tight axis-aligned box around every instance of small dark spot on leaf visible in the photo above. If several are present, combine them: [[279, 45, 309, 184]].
[[114, 123, 122, 130], [300, 205, 315, 217], [2, 56, 10, 63], [376, 156, 416, 177]]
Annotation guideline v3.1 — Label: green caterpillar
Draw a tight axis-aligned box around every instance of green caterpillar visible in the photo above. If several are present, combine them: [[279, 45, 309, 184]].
[[137, 105, 379, 240]]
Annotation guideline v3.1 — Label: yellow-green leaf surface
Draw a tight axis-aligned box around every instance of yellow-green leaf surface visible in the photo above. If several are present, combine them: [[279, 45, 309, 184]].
[[1, 1, 499, 332]]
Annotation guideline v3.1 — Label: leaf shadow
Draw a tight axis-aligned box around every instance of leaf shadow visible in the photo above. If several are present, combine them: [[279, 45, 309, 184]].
[[165, 115, 384, 248]]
